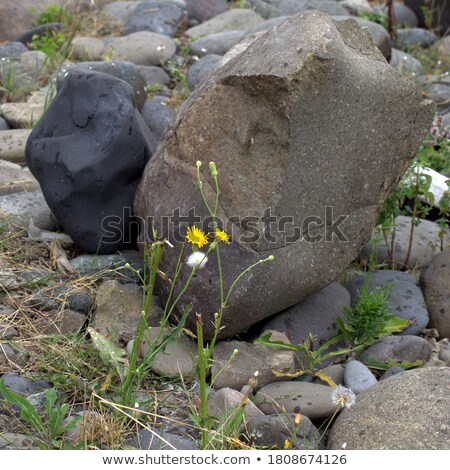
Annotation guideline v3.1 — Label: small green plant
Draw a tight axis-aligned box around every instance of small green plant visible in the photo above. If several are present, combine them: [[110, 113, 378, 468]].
[[364, 356, 424, 371], [255, 332, 354, 386], [145, 83, 164, 95], [337, 282, 408, 347], [356, 9, 389, 29], [0, 379, 81, 449], [33, 4, 66, 25]]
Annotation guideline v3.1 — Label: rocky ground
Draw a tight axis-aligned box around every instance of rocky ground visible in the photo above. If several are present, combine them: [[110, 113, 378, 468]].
[[0, 0, 450, 451]]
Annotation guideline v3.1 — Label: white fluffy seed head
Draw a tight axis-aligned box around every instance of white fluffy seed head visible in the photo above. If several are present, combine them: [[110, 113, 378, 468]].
[[186, 251, 208, 269], [331, 385, 356, 409]]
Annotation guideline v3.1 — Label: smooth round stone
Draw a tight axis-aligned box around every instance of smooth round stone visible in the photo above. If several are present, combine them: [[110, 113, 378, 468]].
[[70, 36, 105, 61], [435, 36, 450, 56], [328, 367, 450, 449], [395, 28, 437, 48], [140, 327, 197, 380], [0, 160, 39, 196], [101, 1, 138, 29], [363, 215, 450, 270], [211, 330, 295, 391], [0, 117, 11, 131], [1, 88, 47, 128], [124, 1, 185, 37], [0, 129, 31, 163], [344, 270, 429, 336], [316, 364, 345, 386], [136, 65, 170, 86], [189, 30, 244, 57], [0, 190, 55, 231], [390, 48, 424, 77], [420, 250, 450, 338], [375, 3, 419, 27], [359, 335, 432, 364], [129, 428, 199, 450], [247, 413, 320, 450], [185, 9, 264, 37], [185, 0, 227, 22], [254, 381, 338, 419], [262, 282, 350, 345], [104, 32, 176, 65], [344, 360, 377, 394], [0, 51, 48, 100], [0, 42, 28, 59], [186, 54, 221, 90], [0, 372, 51, 396], [140, 95, 175, 144], [379, 366, 405, 381]]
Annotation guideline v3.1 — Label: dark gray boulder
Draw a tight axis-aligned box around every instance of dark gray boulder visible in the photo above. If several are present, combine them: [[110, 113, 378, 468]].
[[26, 70, 154, 253]]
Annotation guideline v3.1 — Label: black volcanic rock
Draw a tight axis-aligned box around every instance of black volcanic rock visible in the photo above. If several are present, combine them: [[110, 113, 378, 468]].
[[26, 70, 154, 253]]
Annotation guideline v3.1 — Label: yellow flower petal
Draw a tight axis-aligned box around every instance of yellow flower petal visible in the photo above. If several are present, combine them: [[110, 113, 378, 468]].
[[215, 228, 230, 244], [186, 226, 208, 248]]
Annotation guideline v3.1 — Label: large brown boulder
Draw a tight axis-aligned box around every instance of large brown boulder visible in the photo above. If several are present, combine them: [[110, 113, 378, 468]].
[[134, 11, 434, 340]]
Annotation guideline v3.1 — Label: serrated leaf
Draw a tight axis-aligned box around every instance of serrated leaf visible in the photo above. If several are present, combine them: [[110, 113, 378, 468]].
[[382, 315, 410, 335], [365, 355, 424, 371], [254, 333, 296, 350], [88, 327, 129, 381]]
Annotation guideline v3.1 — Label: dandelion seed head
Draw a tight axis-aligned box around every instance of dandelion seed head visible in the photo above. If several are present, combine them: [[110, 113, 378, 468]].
[[186, 251, 208, 269], [331, 385, 356, 409]]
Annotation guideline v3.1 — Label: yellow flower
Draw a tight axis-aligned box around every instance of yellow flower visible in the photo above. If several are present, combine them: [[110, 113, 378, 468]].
[[186, 226, 208, 248], [284, 439, 292, 449], [215, 228, 230, 244]]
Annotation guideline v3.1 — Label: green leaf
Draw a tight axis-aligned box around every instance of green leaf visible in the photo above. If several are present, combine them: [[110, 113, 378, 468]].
[[381, 315, 410, 335], [88, 327, 129, 381], [253, 333, 297, 350], [0, 379, 45, 437], [365, 356, 424, 371]]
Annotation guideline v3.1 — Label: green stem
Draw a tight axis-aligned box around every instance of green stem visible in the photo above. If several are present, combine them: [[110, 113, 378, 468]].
[[196, 314, 209, 449], [122, 242, 164, 404], [223, 256, 274, 308]]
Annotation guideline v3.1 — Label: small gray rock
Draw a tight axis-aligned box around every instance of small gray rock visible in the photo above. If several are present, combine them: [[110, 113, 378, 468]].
[[211, 330, 295, 390], [185, 9, 264, 37], [379, 366, 405, 381], [0, 51, 49, 100], [104, 32, 176, 65], [396, 28, 437, 48], [0, 42, 28, 59], [0, 343, 28, 368], [0, 129, 32, 164], [129, 428, 199, 450], [420, 250, 450, 338], [247, 413, 320, 450], [344, 360, 377, 394], [344, 270, 429, 336], [254, 381, 338, 419], [94, 280, 162, 339], [139, 327, 197, 380], [262, 282, 350, 347], [185, 0, 227, 22], [187, 54, 221, 90], [207, 387, 265, 426], [390, 48, 424, 76], [70, 36, 105, 61], [189, 31, 244, 57], [364, 216, 450, 270], [0, 116, 11, 130], [140, 96, 175, 146], [0, 433, 34, 450], [0, 190, 56, 231], [316, 364, 345, 386], [375, 3, 418, 27], [124, 1, 185, 36], [0, 160, 39, 196], [359, 335, 432, 364], [136, 65, 170, 87], [0, 372, 51, 396]]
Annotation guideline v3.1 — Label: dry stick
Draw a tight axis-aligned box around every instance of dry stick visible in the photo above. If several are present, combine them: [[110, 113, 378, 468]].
[[386, 0, 396, 46]]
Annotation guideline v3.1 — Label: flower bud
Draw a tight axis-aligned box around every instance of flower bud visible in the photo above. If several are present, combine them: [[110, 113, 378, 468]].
[[209, 161, 218, 177]]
